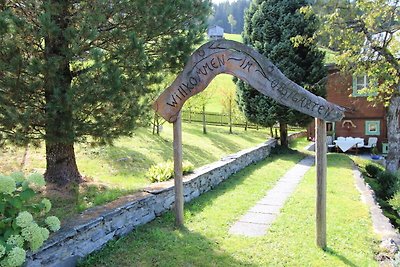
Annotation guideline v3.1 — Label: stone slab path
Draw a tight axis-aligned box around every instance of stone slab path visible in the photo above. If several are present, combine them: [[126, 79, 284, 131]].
[[229, 156, 315, 237]]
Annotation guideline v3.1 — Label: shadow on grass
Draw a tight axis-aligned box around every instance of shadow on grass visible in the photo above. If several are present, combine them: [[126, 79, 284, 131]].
[[80, 220, 257, 267], [325, 247, 358, 267]]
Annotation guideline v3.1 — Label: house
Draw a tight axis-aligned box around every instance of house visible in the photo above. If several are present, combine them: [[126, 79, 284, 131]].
[[207, 25, 224, 40], [307, 64, 388, 153]]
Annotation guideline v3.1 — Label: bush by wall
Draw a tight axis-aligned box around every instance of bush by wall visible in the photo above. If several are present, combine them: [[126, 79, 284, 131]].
[[146, 161, 194, 183], [0, 173, 60, 267]]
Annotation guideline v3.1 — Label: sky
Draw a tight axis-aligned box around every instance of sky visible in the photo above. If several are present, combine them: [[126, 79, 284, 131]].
[[212, 0, 232, 3]]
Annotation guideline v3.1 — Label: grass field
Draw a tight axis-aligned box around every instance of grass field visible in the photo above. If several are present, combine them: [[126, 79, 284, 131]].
[[0, 123, 273, 219], [203, 74, 236, 113], [80, 143, 378, 266], [224, 33, 243, 43]]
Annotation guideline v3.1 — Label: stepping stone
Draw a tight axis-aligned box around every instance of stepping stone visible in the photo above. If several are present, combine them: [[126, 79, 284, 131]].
[[229, 156, 314, 237], [229, 221, 268, 237], [249, 204, 282, 214], [239, 212, 277, 225]]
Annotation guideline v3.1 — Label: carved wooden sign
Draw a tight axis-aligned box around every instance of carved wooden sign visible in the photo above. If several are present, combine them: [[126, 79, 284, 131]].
[[153, 40, 345, 122]]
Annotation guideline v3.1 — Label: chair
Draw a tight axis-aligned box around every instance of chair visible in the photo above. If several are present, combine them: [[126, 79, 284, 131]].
[[364, 137, 378, 149], [326, 136, 336, 151], [337, 136, 345, 141], [354, 137, 364, 155], [355, 138, 364, 148]]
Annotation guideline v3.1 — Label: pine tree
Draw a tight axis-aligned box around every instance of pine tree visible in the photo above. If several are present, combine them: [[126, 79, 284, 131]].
[[236, 0, 326, 146], [0, 0, 211, 185]]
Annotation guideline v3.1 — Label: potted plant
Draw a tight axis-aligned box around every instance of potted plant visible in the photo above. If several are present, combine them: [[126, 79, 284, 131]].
[[371, 146, 380, 160]]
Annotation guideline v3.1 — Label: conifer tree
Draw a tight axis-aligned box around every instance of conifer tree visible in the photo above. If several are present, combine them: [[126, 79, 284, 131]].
[[0, 0, 211, 185], [236, 0, 326, 146]]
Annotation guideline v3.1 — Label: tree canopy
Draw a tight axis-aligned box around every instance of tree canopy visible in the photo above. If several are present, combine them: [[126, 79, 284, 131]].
[[0, 0, 211, 185], [236, 0, 326, 146], [314, 0, 400, 172]]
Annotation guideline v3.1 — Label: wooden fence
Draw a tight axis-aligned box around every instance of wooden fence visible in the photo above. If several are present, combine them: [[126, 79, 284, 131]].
[[180, 110, 304, 132]]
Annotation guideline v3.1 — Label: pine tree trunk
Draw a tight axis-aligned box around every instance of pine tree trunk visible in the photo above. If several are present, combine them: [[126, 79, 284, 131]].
[[43, 1, 82, 185], [279, 122, 288, 147], [20, 145, 29, 171], [44, 142, 82, 186], [386, 93, 400, 173], [202, 105, 207, 134], [270, 127, 274, 138]]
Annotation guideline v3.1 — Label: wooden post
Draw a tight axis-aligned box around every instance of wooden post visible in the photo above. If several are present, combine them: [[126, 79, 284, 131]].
[[315, 118, 327, 249], [173, 111, 184, 227]]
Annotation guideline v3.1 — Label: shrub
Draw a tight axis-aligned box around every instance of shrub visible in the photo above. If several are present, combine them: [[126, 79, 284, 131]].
[[365, 163, 382, 178], [0, 172, 60, 266], [390, 191, 400, 213], [146, 161, 194, 183], [377, 171, 399, 200]]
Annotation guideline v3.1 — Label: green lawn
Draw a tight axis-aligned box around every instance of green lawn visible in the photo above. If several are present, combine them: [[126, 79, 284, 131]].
[[224, 33, 243, 43], [0, 123, 272, 219], [80, 148, 378, 266], [203, 74, 236, 113]]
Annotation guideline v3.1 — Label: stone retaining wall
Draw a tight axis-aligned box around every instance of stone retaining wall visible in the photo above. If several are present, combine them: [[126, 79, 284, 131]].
[[26, 136, 291, 266]]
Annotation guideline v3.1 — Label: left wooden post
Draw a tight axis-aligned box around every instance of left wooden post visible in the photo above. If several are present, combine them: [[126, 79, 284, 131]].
[[173, 111, 184, 227]]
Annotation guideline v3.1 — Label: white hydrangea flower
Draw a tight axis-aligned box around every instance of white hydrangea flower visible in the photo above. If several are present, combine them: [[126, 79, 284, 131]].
[[26, 172, 46, 187], [0, 244, 5, 258], [0, 175, 16, 195], [45, 216, 61, 232], [41, 198, 52, 213], [15, 211, 33, 228], [9, 172, 25, 183], [6, 235, 24, 248], [40, 227, 49, 241], [2, 247, 26, 267], [21, 223, 45, 251]]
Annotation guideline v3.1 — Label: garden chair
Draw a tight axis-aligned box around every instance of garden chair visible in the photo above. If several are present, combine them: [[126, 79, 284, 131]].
[[364, 137, 378, 149], [326, 136, 336, 152], [353, 137, 365, 155]]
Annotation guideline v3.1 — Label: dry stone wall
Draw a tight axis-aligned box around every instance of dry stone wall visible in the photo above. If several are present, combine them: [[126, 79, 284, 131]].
[[25, 135, 302, 266]]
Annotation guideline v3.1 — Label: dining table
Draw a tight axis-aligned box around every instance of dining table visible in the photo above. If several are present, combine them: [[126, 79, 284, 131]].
[[333, 139, 360, 152]]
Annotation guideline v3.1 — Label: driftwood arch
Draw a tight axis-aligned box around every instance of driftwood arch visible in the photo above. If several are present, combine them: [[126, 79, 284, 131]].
[[154, 39, 344, 123], [153, 40, 345, 249]]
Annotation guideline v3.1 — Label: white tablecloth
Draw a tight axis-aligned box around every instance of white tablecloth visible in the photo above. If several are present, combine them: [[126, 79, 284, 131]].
[[334, 140, 360, 152]]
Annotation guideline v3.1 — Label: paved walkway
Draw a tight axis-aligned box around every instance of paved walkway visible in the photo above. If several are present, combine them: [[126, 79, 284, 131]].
[[229, 156, 315, 237]]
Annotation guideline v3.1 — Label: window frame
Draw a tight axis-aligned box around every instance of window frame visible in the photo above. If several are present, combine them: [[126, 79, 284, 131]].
[[352, 74, 369, 97], [365, 120, 380, 136]]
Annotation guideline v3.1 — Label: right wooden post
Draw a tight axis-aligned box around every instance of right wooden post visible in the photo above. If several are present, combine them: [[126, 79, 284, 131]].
[[315, 118, 327, 249]]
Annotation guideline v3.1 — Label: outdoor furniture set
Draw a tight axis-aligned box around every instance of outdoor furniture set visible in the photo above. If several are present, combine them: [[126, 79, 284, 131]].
[[327, 136, 378, 154]]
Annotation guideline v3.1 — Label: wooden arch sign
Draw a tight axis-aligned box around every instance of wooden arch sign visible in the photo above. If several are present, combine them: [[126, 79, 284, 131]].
[[153, 40, 345, 249], [153, 39, 345, 123]]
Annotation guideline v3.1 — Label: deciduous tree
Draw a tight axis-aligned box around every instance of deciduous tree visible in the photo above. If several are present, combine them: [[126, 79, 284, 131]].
[[316, 0, 400, 172]]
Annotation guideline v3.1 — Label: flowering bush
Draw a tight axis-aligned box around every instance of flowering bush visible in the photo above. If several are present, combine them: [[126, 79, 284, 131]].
[[0, 172, 60, 266], [146, 161, 194, 183]]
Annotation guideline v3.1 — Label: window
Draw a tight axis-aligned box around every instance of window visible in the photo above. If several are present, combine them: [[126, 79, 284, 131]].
[[352, 75, 369, 96], [365, 120, 380, 135]]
